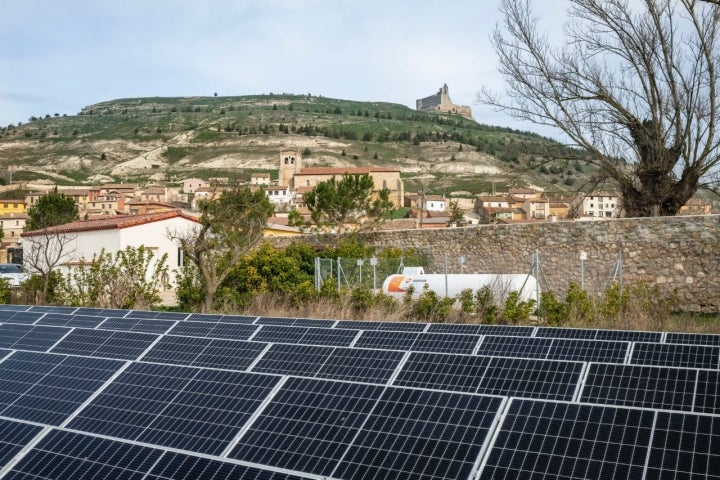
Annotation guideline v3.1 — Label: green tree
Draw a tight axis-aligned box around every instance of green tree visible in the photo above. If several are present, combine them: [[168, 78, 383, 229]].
[[483, 0, 720, 216], [305, 173, 393, 233], [448, 200, 464, 226], [23, 188, 79, 303], [26, 187, 78, 231], [170, 186, 273, 312]]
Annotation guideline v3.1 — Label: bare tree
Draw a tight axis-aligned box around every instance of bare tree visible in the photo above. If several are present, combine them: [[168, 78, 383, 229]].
[[169, 186, 273, 313], [21, 230, 76, 304], [481, 0, 720, 216]]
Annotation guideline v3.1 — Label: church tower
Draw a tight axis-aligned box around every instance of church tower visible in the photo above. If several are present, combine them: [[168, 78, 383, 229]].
[[279, 150, 302, 188]]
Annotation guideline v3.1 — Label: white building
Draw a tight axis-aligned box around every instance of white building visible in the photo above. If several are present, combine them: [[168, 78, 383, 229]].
[[264, 186, 294, 207], [21, 210, 200, 288], [573, 192, 622, 219], [182, 178, 210, 193]]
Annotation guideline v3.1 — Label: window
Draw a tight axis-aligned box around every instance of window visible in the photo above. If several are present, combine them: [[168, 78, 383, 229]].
[[177, 247, 184, 267], [383, 180, 387, 189]]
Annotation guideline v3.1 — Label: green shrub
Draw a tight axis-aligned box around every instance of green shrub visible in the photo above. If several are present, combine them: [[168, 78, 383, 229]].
[[476, 285, 499, 324], [0, 278, 11, 304], [540, 290, 568, 326], [565, 282, 594, 324], [457, 288, 476, 314], [502, 291, 536, 324]]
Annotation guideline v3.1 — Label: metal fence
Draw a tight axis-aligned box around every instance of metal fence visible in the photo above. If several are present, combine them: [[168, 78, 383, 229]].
[[314, 256, 425, 291]]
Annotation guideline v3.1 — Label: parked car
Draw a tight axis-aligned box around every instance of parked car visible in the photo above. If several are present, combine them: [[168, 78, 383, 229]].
[[0, 263, 30, 287]]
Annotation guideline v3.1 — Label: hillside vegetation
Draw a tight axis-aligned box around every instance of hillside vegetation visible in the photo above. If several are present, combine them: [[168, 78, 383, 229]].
[[0, 94, 598, 194]]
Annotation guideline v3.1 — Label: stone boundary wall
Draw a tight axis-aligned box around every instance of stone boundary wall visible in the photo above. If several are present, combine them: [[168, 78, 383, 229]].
[[271, 215, 720, 311]]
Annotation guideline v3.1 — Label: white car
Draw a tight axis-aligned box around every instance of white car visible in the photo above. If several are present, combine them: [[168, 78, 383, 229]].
[[0, 264, 30, 287]]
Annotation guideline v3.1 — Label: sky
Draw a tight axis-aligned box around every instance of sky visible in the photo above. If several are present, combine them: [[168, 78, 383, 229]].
[[0, 0, 567, 136]]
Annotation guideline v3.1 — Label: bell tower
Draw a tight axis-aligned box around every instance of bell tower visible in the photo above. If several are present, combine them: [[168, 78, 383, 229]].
[[278, 150, 302, 187]]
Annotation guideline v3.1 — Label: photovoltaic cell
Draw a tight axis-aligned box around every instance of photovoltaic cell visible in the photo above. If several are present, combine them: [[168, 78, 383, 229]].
[[3, 429, 164, 480], [0, 324, 70, 351], [0, 419, 43, 469], [410, 332, 481, 354], [333, 388, 504, 480], [393, 352, 491, 392], [315, 348, 404, 384], [631, 342, 720, 369], [229, 377, 385, 476], [478, 399, 654, 480], [68, 363, 280, 455], [354, 330, 420, 350], [476, 336, 553, 359], [581, 364, 697, 411], [335, 319, 427, 331], [476, 357, 583, 400], [645, 412, 720, 480], [666, 332, 720, 346], [547, 339, 629, 363], [595, 330, 662, 342], [0, 351, 123, 425], [50, 329, 159, 361], [250, 325, 309, 344], [534, 327, 598, 339]]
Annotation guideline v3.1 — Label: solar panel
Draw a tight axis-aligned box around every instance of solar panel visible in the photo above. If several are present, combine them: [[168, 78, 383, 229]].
[[581, 363, 697, 411], [168, 321, 257, 340], [98, 316, 176, 334], [68, 363, 281, 455], [694, 370, 720, 415], [252, 343, 334, 376], [0, 324, 70, 351], [534, 327, 598, 339], [546, 338, 629, 363], [0, 304, 29, 312], [315, 347, 404, 383], [595, 329, 663, 342], [476, 357, 584, 400], [631, 342, 720, 369], [144, 311, 190, 321], [256, 316, 335, 327], [426, 323, 483, 334], [477, 399, 655, 480], [145, 450, 309, 479], [354, 330, 419, 350], [142, 336, 268, 370], [645, 412, 720, 480], [50, 329, 159, 360], [250, 325, 311, 344], [35, 312, 106, 328], [666, 332, 720, 346], [0, 311, 45, 324], [296, 327, 358, 347], [333, 388, 504, 480], [410, 332, 482, 354], [228, 377, 385, 476], [335, 319, 427, 331], [476, 325, 534, 336], [27, 306, 74, 314], [185, 313, 226, 321], [476, 335, 553, 359], [393, 352, 492, 392], [0, 419, 43, 469], [0, 351, 123, 425], [2, 429, 164, 480]]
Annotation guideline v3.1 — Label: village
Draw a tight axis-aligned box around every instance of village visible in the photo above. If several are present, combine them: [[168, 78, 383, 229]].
[[0, 147, 714, 267]]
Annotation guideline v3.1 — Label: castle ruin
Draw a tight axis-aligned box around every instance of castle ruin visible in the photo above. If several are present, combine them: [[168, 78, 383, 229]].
[[416, 84, 472, 119]]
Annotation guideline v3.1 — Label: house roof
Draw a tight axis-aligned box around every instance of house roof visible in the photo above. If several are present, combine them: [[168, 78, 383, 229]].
[[295, 167, 400, 176], [22, 210, 199, 237]]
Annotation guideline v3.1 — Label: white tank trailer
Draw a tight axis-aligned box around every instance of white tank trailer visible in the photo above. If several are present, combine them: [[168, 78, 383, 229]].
[[382, 272, 538, 302]]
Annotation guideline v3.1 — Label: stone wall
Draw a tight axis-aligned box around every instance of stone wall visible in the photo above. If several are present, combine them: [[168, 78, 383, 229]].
[[273, 215, 720, 311]]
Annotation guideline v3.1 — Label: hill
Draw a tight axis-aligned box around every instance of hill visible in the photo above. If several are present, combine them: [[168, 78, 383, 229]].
[[0, 94, 597, 195]]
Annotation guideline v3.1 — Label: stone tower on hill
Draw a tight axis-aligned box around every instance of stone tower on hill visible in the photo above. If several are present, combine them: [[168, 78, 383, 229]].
[[278, 150, 302, 187], [416, 83, 472, 119]]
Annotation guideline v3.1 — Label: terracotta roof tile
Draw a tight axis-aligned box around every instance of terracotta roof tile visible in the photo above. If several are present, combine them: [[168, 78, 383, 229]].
[[22, 210, 199, 237]]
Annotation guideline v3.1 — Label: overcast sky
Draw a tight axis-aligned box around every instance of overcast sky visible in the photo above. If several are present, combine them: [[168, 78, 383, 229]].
[[0, 0, 567, 136]]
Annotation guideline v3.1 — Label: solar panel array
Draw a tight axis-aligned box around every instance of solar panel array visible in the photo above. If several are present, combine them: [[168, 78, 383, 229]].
[[0, 304, 717, 479]]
